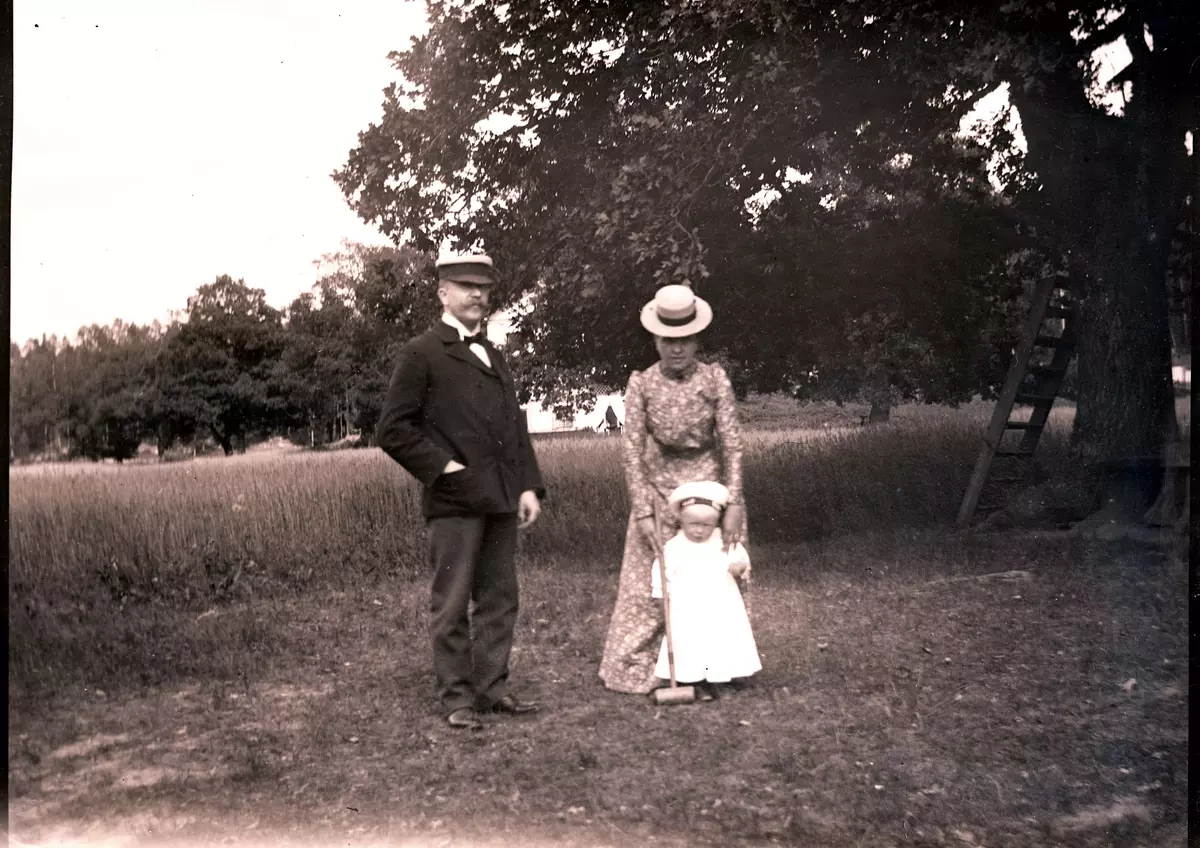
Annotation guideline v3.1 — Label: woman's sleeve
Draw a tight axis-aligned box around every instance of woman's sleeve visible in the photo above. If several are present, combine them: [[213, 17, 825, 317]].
[[623, 371, 656, 521], [713, 365, 745, 505]]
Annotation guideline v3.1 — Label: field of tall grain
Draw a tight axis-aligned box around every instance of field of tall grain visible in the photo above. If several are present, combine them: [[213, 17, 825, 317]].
[[9, 401, 1075, 693]]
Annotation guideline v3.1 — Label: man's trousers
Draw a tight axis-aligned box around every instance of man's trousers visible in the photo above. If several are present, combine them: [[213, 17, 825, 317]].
[[427, 513, 520, 713]]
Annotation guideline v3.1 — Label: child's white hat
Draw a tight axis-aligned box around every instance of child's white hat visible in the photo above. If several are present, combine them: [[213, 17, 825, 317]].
[[667, 481, 730, 515]]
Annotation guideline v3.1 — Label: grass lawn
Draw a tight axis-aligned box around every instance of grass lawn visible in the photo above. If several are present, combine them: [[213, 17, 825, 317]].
[[8, 529, 1186, 847]]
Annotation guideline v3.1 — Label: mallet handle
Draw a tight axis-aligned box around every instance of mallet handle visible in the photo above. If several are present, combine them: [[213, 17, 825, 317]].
[[651, 502, 678, 689]]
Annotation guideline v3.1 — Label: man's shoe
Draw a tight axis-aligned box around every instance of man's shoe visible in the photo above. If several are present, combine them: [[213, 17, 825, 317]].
[[446, 707, 484, 730], [489, 694, 539, 715]]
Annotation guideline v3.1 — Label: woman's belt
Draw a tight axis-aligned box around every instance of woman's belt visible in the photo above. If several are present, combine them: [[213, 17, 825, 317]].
[[658, 444, 711, 459]]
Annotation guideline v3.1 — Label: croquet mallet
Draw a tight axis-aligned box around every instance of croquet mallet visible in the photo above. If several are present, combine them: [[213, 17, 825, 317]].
[[651, 501, 696, 706]]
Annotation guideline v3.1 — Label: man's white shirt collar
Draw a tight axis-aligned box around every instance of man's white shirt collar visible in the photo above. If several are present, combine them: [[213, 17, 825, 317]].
[[441, 313, 491, 367], [441, 312, 483, 340]]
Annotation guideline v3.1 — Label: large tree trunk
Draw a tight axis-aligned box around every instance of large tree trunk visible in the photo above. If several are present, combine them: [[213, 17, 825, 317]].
[[156, 423, 175, 458], [1012, 58, 1179, 518], [1071, 254, 1175, 515], [209, 425, 234, 456], [867, 361, 891, 424]]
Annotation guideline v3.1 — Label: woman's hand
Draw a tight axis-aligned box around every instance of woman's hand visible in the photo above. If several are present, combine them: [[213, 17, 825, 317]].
[[637, 516, 660, 551], [721, 503, 745, 550]]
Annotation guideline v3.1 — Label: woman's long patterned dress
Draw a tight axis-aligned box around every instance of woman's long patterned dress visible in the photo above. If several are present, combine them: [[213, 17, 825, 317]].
[[598, 360, 746, 694]]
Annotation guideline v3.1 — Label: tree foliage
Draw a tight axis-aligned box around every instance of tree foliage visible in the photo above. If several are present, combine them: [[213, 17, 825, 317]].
[[10, 323, 162, 461], [337, 0, 1195, 470], [149, 276, 292, 455], [9, 249, 438, 462], [282, 241, 440, 443], [335, 0, 1038, 414]]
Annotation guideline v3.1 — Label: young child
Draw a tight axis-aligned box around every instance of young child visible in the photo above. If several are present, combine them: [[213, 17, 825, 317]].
[[651, 481, 762, 700]]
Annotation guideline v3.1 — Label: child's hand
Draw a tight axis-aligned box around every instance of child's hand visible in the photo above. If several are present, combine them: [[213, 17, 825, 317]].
[[728, 560, 750, 579]]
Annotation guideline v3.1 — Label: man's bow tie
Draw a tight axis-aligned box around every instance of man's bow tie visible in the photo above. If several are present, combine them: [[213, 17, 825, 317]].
[[463, 332, 486, 346]]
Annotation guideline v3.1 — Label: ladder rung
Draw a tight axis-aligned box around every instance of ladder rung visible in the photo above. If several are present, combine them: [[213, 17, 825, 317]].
[[1014, 392, 1058, 405], [1004, 421, 1045, 430], [1034, 334, 1074, 348], [995, 448, 1035, 457]]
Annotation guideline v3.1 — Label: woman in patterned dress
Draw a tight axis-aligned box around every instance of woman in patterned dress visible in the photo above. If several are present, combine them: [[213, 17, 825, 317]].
[[598, 285, 747, 695]]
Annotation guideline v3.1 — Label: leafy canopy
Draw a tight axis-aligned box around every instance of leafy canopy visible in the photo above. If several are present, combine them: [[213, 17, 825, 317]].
[[336, 0, 1038, 408]]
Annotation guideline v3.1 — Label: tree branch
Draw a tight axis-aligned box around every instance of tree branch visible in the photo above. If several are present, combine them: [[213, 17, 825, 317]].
[[1108, 62, 1138, 88]]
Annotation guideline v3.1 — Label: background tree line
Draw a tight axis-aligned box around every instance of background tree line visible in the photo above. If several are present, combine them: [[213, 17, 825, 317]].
[[11, 226, 1058, 464], [9, 243, 438, 462]]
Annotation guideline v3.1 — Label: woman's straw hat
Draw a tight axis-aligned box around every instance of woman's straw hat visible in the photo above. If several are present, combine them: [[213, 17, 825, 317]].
[[640, 284, 713, 338]]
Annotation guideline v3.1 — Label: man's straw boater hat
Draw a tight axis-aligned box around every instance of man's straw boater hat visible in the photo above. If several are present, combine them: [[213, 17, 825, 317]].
[[668, 481, 730, 516], [436, 253, 496, 285], [640, 284, 713, 338]]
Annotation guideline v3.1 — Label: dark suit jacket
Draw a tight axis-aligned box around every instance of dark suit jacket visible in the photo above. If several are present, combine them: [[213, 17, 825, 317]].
[[376, 321, 545, 519]]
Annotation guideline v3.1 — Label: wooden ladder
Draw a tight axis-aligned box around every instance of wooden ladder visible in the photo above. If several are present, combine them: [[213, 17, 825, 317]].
[[957, 274, 1077, 527]]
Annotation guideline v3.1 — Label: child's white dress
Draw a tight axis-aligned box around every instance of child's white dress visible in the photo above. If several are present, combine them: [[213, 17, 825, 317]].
[[651, 531, 762, 684]]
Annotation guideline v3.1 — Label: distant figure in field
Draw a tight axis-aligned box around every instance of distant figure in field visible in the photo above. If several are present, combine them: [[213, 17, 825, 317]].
[[599, 284, 749, 695], [651, 481, 761, 701], [376, 253, 546, 731], [604, 404, 622, 432]]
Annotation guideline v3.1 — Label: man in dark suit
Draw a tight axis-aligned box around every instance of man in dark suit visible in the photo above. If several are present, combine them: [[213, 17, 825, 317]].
[[376, 253, 546, 730]]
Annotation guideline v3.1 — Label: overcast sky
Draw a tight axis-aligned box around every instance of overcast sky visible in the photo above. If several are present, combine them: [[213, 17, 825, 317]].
[[12, 0, 428, 345]]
